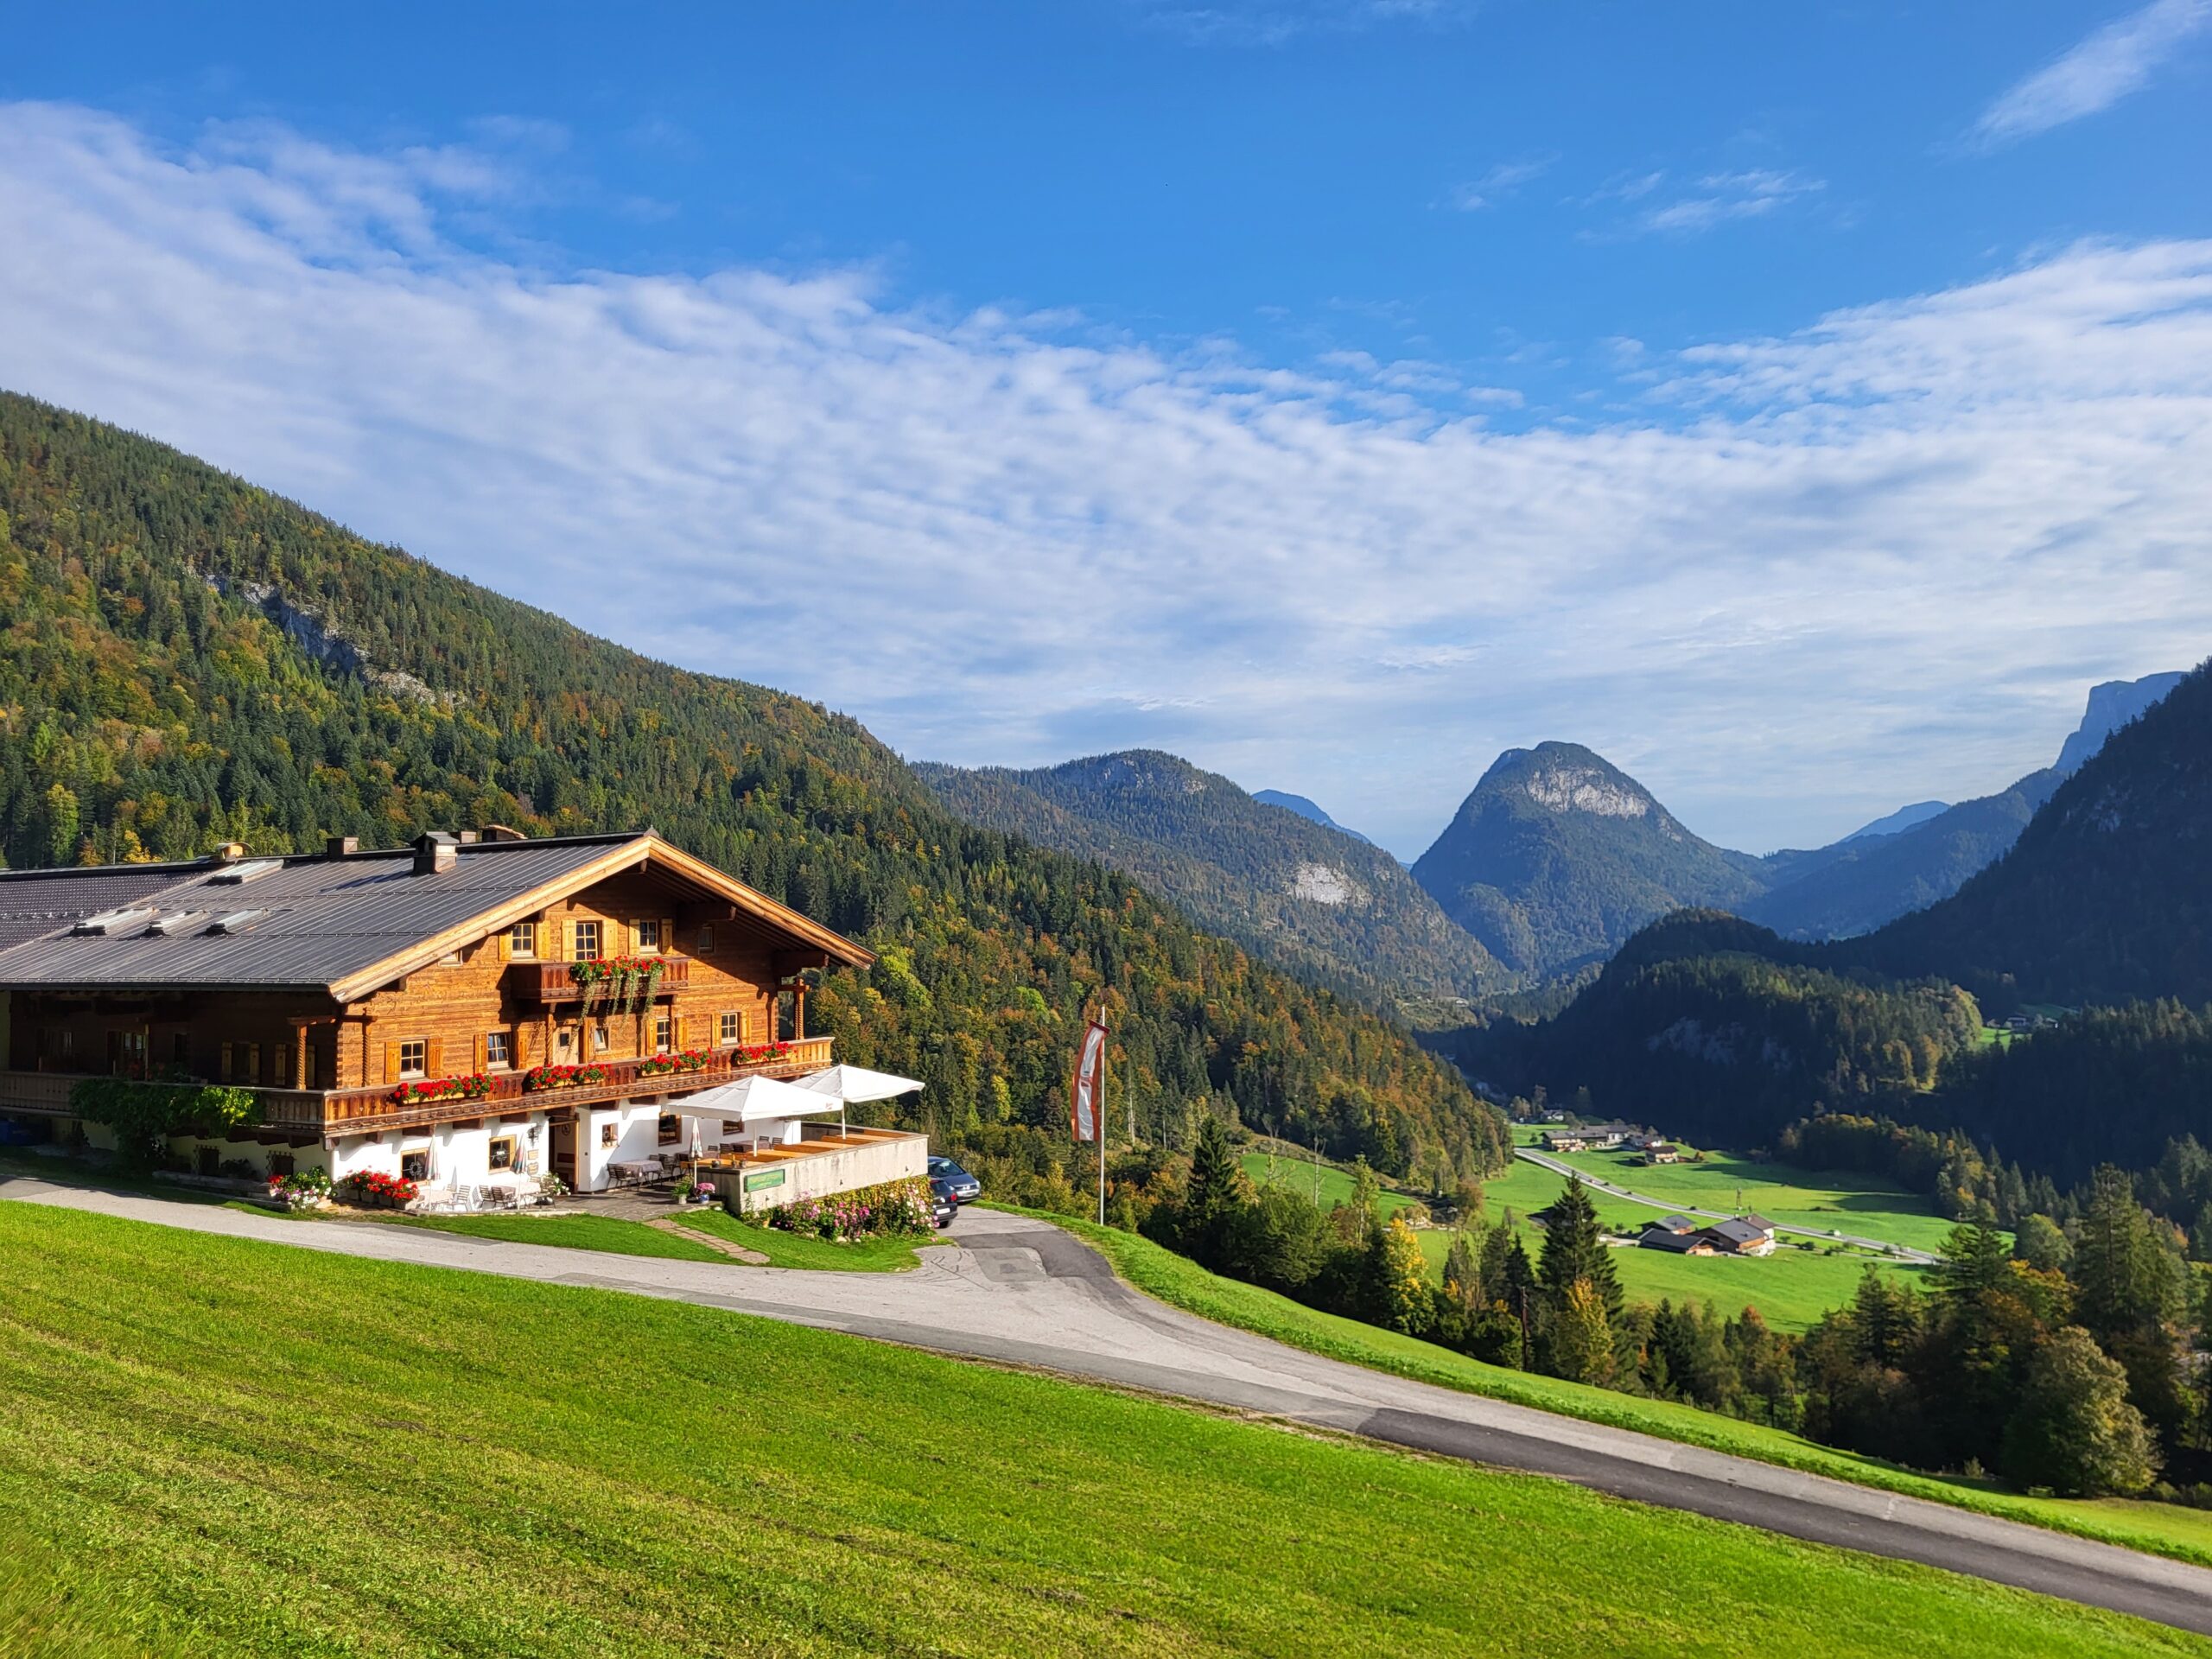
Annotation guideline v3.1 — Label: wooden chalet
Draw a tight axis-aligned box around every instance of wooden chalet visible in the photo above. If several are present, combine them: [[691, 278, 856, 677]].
[[0, 830, 923, 1200]]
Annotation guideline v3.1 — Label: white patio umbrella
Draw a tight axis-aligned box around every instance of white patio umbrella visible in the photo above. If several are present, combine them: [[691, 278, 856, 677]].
[[792, 1064, 924, 1135], [677, 1073, 841, 1149]]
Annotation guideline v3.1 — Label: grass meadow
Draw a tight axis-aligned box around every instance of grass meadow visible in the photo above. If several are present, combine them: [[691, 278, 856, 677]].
[[8, 1202, 2196, 1656]]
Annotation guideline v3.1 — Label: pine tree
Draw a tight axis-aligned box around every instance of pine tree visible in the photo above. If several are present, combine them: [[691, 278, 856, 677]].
[[1537, 1175, 1622, 1319]]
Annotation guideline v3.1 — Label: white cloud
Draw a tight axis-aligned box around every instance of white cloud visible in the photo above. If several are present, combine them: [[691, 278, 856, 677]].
[[0, 103, 2207, 858], [1974, 0, 2210, 147], [1635, 169, 1825, 236], [1444, 155, 1556, 212]]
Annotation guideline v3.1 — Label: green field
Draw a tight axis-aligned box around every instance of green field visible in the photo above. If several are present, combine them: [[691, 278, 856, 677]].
[[353, 1210, 732, 1261], [7, 1205, 2192, 1657], [1542, 1145, 1965, 1255], [1014, 1205, 2212, 1570], [1244, 1142, 1930, 1331]]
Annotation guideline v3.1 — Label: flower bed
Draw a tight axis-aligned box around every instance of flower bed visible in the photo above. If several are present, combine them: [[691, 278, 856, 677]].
[[760, 1175, 934, 1242], [637, 1048, 712, 1078], [267, 1168, 334, 1211], [735, 1041, 796, 1065], [388, 1072, 491, 1107], [520, 1063, 608, 1092], [335, 1169, 419, 1209]]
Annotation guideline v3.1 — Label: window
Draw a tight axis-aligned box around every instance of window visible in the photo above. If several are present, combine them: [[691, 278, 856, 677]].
[[653, 1014, 672, 1054], [488, 1136, 517, 1173], [397, 1039, 428, 1079], [591, 1020, 609, 1054], [508, 920, 537, 958], [599, 1122, 618, 1150], [57, 1029, 75, 1059], [196, 1147, 220, 1177], [400, 1149, 429, 1182], [486, 1031, 512, 1070], [571, 919, 601, 960], [721, 1120, 745, 1136], [657, 1113, 680, 1147], [719, 1010, 742, 1046], [224, 1041, 263, 1084], [268, 1153, 296, 1178], [556, 1024, 575, 1055], [171, 1032, 189, 1065], [633, 918, 662, 953], [696, 924, 715, 955]]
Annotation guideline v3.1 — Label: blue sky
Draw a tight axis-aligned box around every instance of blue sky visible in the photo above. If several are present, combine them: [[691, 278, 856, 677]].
[[3, 3, 2210, 855]]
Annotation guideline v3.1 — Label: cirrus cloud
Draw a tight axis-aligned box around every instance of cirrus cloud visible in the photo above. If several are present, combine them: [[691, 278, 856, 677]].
[[0, 101, 2206, 858]]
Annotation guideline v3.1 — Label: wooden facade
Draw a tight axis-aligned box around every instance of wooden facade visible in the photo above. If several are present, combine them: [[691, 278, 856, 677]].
[[0, 832, 868, 1154]]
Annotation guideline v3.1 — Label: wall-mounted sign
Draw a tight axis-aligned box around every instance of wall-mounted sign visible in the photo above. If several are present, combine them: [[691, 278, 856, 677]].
[[744, 1168, 787, 1193]]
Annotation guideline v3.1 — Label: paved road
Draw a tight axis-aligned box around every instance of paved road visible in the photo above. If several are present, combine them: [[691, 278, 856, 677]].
[[1514, 1147, 1943, 1263], [6, 1175, 2209, 1637]]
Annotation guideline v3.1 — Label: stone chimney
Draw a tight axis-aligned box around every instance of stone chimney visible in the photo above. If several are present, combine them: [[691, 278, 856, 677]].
[[413, 830, 460, 875]]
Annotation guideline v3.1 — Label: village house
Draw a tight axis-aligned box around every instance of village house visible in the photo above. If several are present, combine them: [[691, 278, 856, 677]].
[[0, 830, 925, 1208], [1638, 1215, 1713, 1255], [1637, 1212, 1777, 1256], [1640, 1142, 1682, 1166], [1540, 1122, 1640, 1154]]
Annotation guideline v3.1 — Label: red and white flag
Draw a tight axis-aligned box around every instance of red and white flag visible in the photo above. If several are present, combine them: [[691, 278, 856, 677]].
[[1069, 1019, 1108, 1143]]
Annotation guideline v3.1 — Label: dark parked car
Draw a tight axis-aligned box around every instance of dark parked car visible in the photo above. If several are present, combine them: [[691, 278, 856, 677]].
[[928, 1176, 960, 1229], [927, 1155, 981, 1203]]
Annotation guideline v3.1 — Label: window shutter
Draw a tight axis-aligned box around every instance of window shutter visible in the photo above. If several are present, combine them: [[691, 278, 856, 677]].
[[382, 1042, 398, 1084], [426, 1039, 444, 1078], [220, 1040, 234, 1082], [674, 1013, 686, 1050], [474, 1034, 488, 1072], [498, 927, 512, 963], [660, 917, 673, 955]]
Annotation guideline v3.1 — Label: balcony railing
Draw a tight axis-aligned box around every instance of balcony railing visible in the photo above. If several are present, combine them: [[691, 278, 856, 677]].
[[0, 1034, 835, 1141], [511, 956, 692, 1004]]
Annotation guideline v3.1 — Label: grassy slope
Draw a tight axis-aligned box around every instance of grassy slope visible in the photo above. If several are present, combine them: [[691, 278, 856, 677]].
[[682, 1208, 927, 1271], [359, 1212, 730, 1261], [995, 1206, 2212, 1569], [5, 1207, 2190, 1657]]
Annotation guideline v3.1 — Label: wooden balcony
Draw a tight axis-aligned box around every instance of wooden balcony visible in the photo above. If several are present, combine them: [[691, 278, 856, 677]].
[[512, 955, 692, 1004], [0, 1034, 836, 1142]]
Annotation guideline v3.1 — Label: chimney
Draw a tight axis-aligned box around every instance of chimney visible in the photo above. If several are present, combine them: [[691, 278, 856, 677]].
[[479, 823, 526, 843], [456, 830, 480, 845], [211, 842, 246, 865], [325, 835, 359, 859], [413, 831, 460, 875]]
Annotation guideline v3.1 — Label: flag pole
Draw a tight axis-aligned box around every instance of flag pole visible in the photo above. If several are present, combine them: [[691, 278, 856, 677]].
[[1096, 1014, 1108, 1226]]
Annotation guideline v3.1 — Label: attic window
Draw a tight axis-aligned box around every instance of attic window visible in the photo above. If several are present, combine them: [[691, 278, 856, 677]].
[[72, 907, 157, 936], [208, 859, 283, 886], [210, 909, 270, 934], [146, 911, 213, 936]]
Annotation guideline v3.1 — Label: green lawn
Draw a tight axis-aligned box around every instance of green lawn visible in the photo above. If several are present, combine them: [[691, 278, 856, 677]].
[[682, 1207, 929, 1271], [1000, 1205, 2212, 1571], [351, 1211, 732, 1261], [0, 1202, 2197, 1658]]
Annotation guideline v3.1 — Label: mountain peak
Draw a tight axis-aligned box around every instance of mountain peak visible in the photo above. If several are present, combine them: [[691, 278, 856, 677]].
[[1478, 741, 1656, 821], [2055, 671, 2186, 776]]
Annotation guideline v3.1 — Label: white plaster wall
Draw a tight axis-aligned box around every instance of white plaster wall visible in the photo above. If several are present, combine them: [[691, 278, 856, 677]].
[[731, 1133, 926, 1216]]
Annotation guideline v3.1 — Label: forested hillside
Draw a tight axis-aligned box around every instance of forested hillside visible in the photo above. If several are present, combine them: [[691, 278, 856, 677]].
[[1855, 659, 2212, 1009], [0, 391, 1508, 1184], [917, 750, 1498, 1007], [1741, 771, 2058, 941]]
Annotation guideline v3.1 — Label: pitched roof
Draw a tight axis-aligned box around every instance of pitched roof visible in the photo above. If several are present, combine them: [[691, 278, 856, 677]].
[[1655, 1213, 1698, 1232], [1707, 1217, 1771, 1245], [0, 831, 871, 1000]]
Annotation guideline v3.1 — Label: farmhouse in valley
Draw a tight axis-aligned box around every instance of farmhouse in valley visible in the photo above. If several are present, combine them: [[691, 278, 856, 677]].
[[1637, 1211, 1777, 1256], [0, 830, 922, 1206], [1540, 1121, 1641, 1153]]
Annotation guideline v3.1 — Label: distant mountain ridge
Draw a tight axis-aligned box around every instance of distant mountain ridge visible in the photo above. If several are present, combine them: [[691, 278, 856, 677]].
[[2056, 672, 2188, 775], [1254, 790, 1377, 848], [916, 751, 1502, 1006], [1841, 801, 1948, 842]]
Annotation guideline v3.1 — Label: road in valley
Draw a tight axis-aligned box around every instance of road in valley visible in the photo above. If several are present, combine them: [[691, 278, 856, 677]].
[[1512, 1147, 1943, 1264], [3, 1174, 2204, 1637]]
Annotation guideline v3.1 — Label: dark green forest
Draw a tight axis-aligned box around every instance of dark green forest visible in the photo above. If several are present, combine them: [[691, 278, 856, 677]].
[[0, 390, 1507, 1188]]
